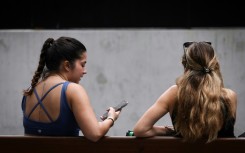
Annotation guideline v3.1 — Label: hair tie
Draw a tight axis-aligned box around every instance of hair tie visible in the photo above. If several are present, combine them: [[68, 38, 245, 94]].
[[49, 41, 53, 47], [203, 67, 211, 73], [48, 38, 54, 47]]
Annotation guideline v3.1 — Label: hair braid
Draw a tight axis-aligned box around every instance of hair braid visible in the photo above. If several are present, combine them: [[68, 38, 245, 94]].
[[23, 38, 54, 96]]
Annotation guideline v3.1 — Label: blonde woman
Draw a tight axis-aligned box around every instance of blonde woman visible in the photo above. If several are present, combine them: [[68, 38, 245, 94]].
[[133, 42, 237, 143]]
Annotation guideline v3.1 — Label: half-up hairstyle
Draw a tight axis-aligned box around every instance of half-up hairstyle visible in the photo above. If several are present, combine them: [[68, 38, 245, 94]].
[[175, 42, 232, 143], [23, 37, 86, 96]]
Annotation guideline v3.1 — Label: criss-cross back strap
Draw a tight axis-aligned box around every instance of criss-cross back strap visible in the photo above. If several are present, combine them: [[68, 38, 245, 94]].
[[27, 82, 64, 122]]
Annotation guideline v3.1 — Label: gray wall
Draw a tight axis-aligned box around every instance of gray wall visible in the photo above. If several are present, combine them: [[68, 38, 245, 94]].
[[0, 29, 244, 137]]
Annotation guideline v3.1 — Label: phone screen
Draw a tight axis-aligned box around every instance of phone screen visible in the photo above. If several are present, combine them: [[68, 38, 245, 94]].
[[100, 100, 128, 120]]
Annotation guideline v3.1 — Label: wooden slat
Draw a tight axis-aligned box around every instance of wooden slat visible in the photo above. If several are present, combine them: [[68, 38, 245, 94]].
[[0, 136, 244, 153]]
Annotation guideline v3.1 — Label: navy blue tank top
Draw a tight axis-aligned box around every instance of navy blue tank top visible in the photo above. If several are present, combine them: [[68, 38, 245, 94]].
[[21, 81, 80, 136]]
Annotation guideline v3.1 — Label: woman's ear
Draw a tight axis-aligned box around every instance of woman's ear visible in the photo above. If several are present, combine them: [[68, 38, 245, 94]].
[[63, 60, 71, 72]]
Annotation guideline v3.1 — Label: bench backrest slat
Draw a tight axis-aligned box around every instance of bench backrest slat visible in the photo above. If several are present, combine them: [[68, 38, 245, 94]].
[[0, 136, 244, 153]]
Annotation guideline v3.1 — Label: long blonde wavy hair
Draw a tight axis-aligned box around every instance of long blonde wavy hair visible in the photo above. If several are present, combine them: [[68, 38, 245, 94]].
[[175, 42, 231, 143]]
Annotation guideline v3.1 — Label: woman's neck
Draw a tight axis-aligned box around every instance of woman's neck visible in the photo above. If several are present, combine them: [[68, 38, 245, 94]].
[[47, 72, 68, 81], [56, 73, 68, 81]]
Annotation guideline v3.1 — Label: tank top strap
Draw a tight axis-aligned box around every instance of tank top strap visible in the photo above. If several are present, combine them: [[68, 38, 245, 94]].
[[27, 82, 65, 122]]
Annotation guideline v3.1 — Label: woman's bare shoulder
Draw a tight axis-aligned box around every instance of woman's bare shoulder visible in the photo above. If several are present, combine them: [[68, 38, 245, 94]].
[[163, 85, 178, 112], [223, 88, 237, 117], [223, 88, 237, 99], [67, 82, 86, 91], [65, 82, 88, 101], [168, 85, 178, 92]]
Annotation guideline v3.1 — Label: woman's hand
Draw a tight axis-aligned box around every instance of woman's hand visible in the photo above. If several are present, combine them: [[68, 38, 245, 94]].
[[107, 107, 121, 121], [164, 125, 176, 136]]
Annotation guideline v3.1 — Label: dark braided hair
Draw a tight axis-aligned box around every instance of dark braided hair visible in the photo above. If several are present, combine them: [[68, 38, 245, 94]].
[[23, 37, 86, 96]]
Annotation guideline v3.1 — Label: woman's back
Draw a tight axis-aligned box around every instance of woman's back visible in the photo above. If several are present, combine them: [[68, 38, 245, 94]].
[[170, 88, 236, 138], [22, 76, 79, 136], [24, 76, 66, 122]]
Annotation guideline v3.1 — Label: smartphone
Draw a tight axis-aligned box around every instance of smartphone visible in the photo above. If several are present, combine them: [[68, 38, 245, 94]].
[[100, 100, 128, 120]]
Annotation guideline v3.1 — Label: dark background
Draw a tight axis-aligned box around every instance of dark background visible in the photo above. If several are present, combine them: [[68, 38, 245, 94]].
[[0, 0, 244, 29]]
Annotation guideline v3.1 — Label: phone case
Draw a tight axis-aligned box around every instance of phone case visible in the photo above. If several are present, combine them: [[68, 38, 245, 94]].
[[100, 100, 128, 120]]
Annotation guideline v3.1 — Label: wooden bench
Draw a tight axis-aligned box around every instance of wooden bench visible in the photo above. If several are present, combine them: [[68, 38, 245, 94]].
[[0, 135, 244, 153]]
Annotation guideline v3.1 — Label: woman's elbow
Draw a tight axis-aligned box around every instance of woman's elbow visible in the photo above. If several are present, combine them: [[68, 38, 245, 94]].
[[85, 132, 104, 142], [133, 131, 141, 137], [89, 137, 101, 142], [133, 127, 145, 137]]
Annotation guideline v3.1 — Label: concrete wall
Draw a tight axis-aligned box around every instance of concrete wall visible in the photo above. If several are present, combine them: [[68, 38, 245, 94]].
[[0, 29, 244, 137]]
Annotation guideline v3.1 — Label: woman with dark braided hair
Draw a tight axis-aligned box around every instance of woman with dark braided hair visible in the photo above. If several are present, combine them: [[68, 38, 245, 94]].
[[22, 37, 120, 142], [133, 42, 237, 143]]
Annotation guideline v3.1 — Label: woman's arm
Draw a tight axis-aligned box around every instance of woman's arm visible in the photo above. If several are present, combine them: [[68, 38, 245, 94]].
[[66, 83, 120, 142], [133, 85, 178, 137]]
